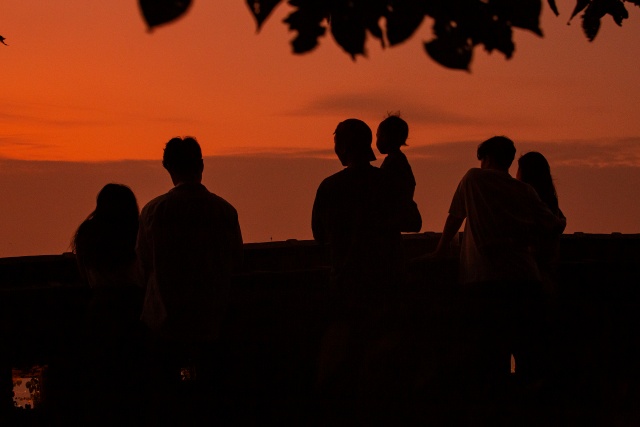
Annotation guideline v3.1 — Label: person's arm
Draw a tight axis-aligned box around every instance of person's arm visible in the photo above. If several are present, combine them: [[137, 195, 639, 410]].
[[415, 172, 469, 261], [528, 187, 566, 236], [432, 213, 465, 258], [412, 213, 464, 262]]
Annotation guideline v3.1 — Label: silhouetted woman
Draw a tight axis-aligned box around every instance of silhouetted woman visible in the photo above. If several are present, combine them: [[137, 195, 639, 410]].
[[73, 183, 140, 287], [517, 152, 566, 276], [70, 183, 146, 423], [517, 152, 567, 391]]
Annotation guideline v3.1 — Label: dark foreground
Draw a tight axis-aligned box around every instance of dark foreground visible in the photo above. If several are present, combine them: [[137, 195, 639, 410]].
[[1, 233, 639, 426]]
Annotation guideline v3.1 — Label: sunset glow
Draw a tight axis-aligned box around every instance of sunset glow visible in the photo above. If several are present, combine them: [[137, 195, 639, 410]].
[[1, 1, 639, 257]]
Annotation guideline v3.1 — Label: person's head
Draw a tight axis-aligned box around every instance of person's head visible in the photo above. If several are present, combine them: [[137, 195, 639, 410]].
[[477, 136, 516, 171], [162, 136, 204, 184], [517, 151, 559, 211], [333, 119, 376, 166], [93, 183, 139, 222], [376, 114, 409, 155], [72, 183, 139, 264]]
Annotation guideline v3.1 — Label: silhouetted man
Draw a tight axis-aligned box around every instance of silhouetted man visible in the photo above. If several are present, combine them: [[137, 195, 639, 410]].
[[137, 136, 243, 392], [312, 118, 404, 423], [428, 136, 565, 396], [312, 118, 403, 299]]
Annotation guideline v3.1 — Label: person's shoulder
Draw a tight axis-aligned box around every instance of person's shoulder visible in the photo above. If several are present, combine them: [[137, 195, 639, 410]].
[[510, 177, 537, 194], [383, 150, 408, 164], [140, 191, 170, 215], [394, 150, 409, 162], [319, 168, 349, 188], [461, 167, 483, 180], [520, 182, 549, 206], [455, 168, 491, 191], [206, 190, 238, 213]]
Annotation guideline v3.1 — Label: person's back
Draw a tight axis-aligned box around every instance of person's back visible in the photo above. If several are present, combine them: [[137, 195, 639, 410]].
[[313, 119, 403, 294], [313, 162, 401, 294], [137, 137, 243, 343], [312, 119, 406, 424], [427, 136, 566, 398], [69, 183, 146, 424], [452, 167, 554, 284], [138, 183, 242, 341], [517, 151, 566, 276], [73, 183, 141, 289]]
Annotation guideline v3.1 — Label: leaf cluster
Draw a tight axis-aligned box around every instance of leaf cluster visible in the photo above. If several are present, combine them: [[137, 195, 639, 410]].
[[137, 0, 639, 70], [559, 0, 640, 42]]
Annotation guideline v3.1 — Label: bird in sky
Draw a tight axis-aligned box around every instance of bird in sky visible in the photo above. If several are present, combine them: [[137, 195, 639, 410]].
[[0, 36, 7, 46]]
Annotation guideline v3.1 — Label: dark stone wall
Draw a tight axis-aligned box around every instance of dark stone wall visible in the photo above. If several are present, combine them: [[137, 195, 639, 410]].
[[1, 233, 639, 423]]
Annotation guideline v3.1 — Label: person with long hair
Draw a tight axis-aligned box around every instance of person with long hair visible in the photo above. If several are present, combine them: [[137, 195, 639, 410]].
[[517, 152, 566, 274], [516, 153, 567, 400], [73, 183, 140, 286], [424, 137, 565, 406], [69, 183, 146, 424]]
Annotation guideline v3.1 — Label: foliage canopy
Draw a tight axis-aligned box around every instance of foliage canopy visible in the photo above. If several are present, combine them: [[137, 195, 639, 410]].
[[140, 0, 639, 70]]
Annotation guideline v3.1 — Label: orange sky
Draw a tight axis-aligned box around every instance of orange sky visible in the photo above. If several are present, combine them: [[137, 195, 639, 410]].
[[1, 1, 639, 257]]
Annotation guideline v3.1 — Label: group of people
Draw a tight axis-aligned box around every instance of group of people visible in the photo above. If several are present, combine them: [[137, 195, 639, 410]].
[[310, 118, 566, 422], [69, 114, 565, 423]]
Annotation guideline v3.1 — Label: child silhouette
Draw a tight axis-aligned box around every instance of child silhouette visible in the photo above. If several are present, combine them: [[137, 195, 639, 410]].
[[376, 114, 421, 232]]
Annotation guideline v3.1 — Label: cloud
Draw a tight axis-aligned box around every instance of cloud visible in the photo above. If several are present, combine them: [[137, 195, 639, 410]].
[[208, 146, 335, 159], [0, 101, 201, 129], [197, 136, 640, 168], [517, 137, 640, 168], [280, 92, 478, 125], [404, 137, 640, 168], [0, 136, 53, 154]]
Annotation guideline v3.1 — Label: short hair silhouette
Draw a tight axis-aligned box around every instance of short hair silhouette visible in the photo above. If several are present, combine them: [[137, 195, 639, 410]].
[[477, 136, 516, 169], [162, 136, 203, 176], [334, 118, 376, 162], [378, 114, 409, 147], [518, 151, 559, 212]]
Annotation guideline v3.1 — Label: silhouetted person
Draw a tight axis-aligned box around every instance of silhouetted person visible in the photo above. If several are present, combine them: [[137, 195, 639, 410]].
[[425, 136, 565, 402], [376, 113, 421, 232], [74, 183, 141, 289], [70, 183, 146, 424], [517, 151, 567, 401], [517, 151, 566, 281], [312, 118, 405, 424], [137, 136, 243, 420]]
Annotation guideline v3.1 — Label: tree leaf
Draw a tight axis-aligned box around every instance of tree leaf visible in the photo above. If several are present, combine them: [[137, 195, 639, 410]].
[[247, 0, 283, 30], [139, 0, 192, 30], [362, 1, 387, 46], [511, 0, 544, 35], [424, 22, 473, 71], [283, 8, 327, 54], [607, 0, 629, 26], [582, 0, 606, 40], [479, 19, 515, 58], [385, 1, 425, 46], [570, 0, 591, 21], [491, 0, 543, 36], [548, 0, 560, 16], [329, 3, 368, 58]]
